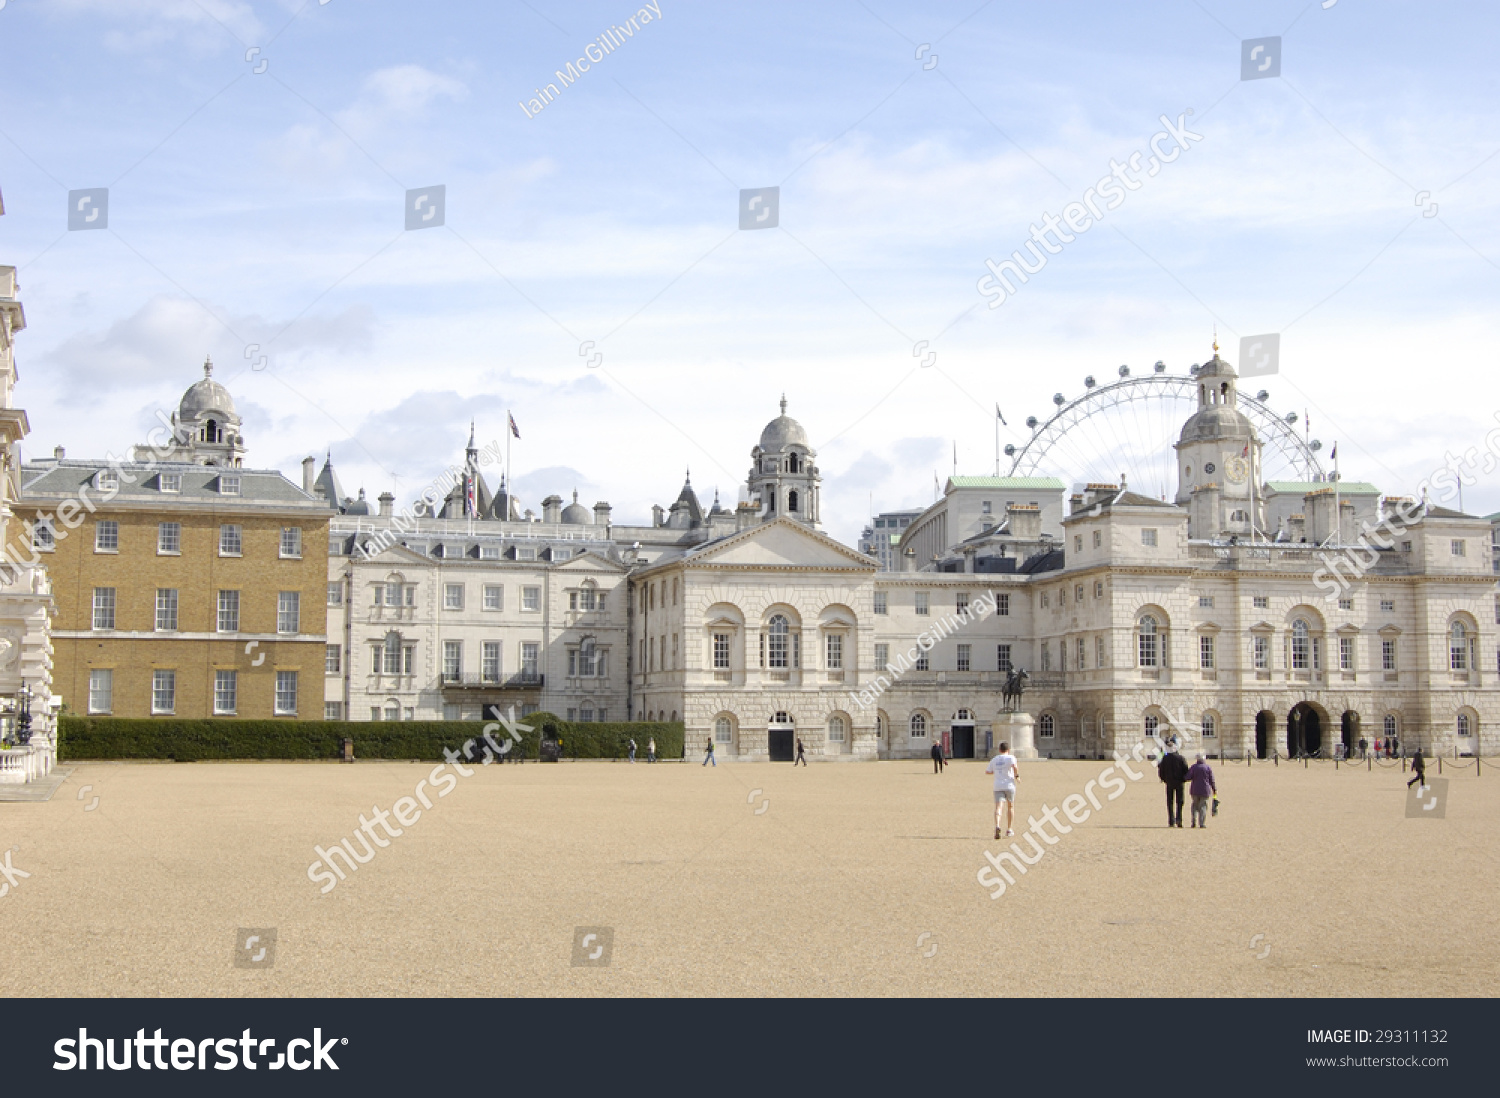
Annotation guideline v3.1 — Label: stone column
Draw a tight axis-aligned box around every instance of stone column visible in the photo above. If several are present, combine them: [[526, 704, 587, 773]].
[[995, 712, 1036, 759]]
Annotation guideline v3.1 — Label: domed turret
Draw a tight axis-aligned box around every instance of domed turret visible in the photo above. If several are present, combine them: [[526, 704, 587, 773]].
[[1174, 340, 1262, 538], [561, 490, 592, 525], [747, 395, 821, 529], [133, 356, 247, 467]]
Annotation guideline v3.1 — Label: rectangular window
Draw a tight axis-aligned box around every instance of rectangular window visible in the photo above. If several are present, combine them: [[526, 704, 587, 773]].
[[150, 669, 176, 714], [219, 524, 242, 556], [94, 520, 119, 552], [996, 593, 1009, 616], [873, 592, 887, 615], [482, 641, 501, 682], [1382, 640, 1396, 670], [219, 475, 241, 496], [92, 587, 116, 630], [1198, 595, 1214, 608], [914, 591, 929, 616], [957, 643, 971, 672], [1339, 636, 1353, 671], [956, 592, 970, 614], [521, 642, 539, 677], [1094, 580, 1104, 598], [274, 670, 297, 715], [1199, 635, 1215, 669], [159, 471, 182, 493], [713, 633, 730, 670], [31, 522, 55, 552], [1040, 642, 1052, 672], [214, 670, 237, 714], [483, 585, 504, 611], [1041, 592, 1049, 609], [875, 642, 890, 668], [1141, 528, 1158, 547], [1093, 530, 1102, 548], [982, 501, 992, 514], [325, 701, 343, 720], [1338, 597, 1354, 611], [516, 547, 537, 562], [1253, 636, 1269, 670], [217, 590, 239, 632], [915, 650, 929, 671], [1253, 595, 1269, 609], [88, 668, 113, 713], [1076, 637, 1086, 670], [155, 588, 178, 632], [1075, 584, 1084, 604], [522, 586, 541, 612], [553, 549, 571, 562], [280, 527, 302, 558], [443, 641, 462, 682], [826, 634, 843, 670], [1451, 539, 1466, 556], [326, 644, 341, 674], [1380, 599, 1395, 612], [277, 591, 300, 634], [327, 582, 343, 607], [997, 644, 1012, 672], [157, 522, 181, 554], [444, 583, 464, 610], [1074, 535, 1083, 553], [1096, 635, 1106, 668]]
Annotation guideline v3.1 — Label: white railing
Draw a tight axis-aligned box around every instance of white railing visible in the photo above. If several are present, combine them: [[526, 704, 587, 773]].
[[0, 743, 53, 785]]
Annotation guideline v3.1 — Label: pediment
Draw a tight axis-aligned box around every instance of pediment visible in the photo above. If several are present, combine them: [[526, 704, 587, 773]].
[[684, 518, 877, 571], [554, 549, 627, 573]]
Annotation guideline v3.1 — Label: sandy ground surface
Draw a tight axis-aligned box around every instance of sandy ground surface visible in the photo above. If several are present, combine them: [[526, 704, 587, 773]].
[[0, 754, 1494, 997]]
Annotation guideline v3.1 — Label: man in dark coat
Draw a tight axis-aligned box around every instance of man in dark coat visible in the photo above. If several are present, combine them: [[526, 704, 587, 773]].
[[1157, 748, 1190, 827], [931, 739, 945, 774]]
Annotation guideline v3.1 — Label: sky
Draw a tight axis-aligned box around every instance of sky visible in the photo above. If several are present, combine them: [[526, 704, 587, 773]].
[[1, 0, 1498, 546]]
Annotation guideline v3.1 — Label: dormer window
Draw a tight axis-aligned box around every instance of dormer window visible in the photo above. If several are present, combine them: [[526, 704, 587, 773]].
[[219, 475, 241, 496], [159, 472, 182, 493], [95, 469, 118, 492]]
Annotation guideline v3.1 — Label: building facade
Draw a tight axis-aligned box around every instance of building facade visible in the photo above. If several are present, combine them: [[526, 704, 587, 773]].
[[17, 371, 329, 720]]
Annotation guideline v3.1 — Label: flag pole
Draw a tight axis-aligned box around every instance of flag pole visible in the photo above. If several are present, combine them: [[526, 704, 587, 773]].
[[1332, 442, 1341, 545], [506, 407, 512, 520]]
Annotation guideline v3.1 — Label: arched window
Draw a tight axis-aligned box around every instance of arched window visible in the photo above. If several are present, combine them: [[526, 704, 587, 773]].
[[767, 615, 790, 668], [828, 715, 846, 742], [715, 717, 734, 743], [1137, 615, 1159, 667], [1457, 712, 1472, 737], [1450, 621, 1470, 670], [1202, 713, 1216, 738], [788, 489, 799, 513], [1383, 714, 1397, 738], [788, 452, 800, 473], [203, 418, 222, 443], [670, 710, 677, 722], [1290, 619, 1311, 670], [1038, 714, 1055, 738], [956, 708, 973, 721], [910, 712, 927, 738]]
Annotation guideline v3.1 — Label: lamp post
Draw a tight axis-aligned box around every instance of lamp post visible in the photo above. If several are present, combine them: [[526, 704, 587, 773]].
[[14, 682, 33, 746]]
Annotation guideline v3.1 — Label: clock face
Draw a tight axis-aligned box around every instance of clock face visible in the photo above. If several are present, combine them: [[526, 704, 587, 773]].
[[1225, 455, 1250, 484], [1204, 462, 1216, 475]]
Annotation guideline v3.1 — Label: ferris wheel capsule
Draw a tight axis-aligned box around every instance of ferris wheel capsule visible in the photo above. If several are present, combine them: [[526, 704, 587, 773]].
[[1256, 390, 1269, 402], [1154, 361, 1166, 373], [1053, 393, 1065, 406], [1117, 365, 1130, 378], [1285, 411, 1298, 425], [1025, 415, 1039, 429], [1084, 375, 1096, 388], [1003, 444, 1016, 456]]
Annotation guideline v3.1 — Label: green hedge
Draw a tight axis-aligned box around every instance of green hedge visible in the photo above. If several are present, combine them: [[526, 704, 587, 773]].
[[58, 714, 686, 763]]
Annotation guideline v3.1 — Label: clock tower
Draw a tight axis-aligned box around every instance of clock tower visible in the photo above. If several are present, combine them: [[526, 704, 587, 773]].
[[1173, 343, 1262, 539]]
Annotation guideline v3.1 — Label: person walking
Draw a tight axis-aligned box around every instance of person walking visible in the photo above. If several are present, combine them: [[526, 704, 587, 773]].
[[628, 737, 637, 764], [1407, 747, 1427, 789], [985, 741, 1019, 839], [1187, 753, 1216, 828], [930, 738, 945, 774], [647, 737, 657, 763], [702, 737, 716, 767], [1157, 747, 1190, 827], [794, 738, 807, 767], [1358, 736, 1368, 760]]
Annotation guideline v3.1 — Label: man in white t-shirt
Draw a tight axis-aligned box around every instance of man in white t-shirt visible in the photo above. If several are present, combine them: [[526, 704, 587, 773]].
[[985, 741, 1020, 839]]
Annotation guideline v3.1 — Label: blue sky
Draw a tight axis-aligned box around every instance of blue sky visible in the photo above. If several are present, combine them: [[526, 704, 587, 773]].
[[1, 0, 1498, 543]]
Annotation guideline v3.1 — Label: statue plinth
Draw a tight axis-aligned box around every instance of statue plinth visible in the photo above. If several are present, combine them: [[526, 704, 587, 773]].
[[993, 712, 1037, 760]]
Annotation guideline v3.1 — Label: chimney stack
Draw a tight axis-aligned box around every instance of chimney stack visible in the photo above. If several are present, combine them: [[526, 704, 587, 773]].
[[1005, 503, 1042, 541], [53, 446, 64, 460], [302, 456, 315, 493], [593, 501, 612, 527], [542, 494, 563, 524], [377, 491, 394, 518]]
